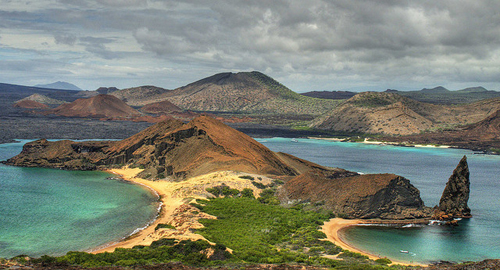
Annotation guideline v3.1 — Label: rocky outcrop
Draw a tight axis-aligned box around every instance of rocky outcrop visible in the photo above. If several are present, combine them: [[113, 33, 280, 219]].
[[282, 168, 432, 219], [433, 156, 472, 221]]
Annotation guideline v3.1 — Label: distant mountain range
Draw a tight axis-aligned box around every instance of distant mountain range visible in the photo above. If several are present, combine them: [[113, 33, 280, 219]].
[[301, 86, 500, 105], [35, 81, 82, 91]]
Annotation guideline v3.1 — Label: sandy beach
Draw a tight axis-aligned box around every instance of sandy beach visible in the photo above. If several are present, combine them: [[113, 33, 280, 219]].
[[92, 168, 273, 253], [322, 218, 427, 266], [321, 219, 376, 259]]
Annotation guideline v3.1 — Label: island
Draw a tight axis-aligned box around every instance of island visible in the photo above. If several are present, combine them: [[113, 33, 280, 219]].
[[2, 115, 473, 268]]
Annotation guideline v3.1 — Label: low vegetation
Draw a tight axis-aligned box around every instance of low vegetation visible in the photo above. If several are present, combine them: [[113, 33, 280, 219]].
[[9, 189, 410, 269]]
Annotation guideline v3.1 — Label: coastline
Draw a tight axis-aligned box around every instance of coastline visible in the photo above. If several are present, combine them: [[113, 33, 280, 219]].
[[92, 167, 428, 266], [90, 168, 185, 253], [309, 136, 451, 148], [322, 218, 427, 267], [90, 168, 274, 254]]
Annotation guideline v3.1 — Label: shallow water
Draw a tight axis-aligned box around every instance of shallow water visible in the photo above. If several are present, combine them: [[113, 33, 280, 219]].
[[0, 141, 158, 258], [257, 138, 500, 264]]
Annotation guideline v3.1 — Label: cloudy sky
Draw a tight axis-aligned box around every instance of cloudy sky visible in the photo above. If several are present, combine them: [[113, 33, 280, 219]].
[[1, 0, 499, 92]]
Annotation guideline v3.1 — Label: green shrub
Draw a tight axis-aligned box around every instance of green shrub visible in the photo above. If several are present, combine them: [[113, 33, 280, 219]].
[[375, 258, 392, 265], [258, 189, 280, 205], [155, 223, 176, 230], [239, 175, 255, 180], [251, 181, 267, 189], [241, 188, 255, 199], [206, 185, 240, 197]]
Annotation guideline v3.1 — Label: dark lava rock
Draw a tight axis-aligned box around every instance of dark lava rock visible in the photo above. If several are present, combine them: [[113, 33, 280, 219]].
[[434, 155, 472, 220]]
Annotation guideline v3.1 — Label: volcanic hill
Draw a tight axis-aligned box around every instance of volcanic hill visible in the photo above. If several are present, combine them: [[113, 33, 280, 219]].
[[311, 92, 500, 135], [112, 72, 337, 115], [48, 94, 142, 119], [5, 116, 437, 220], [17, 93, 66, 106], [111, 86, 171, 106], [13, 100, 50, 110], [140, 100, 182, 114], [384, 109, 500, 152]]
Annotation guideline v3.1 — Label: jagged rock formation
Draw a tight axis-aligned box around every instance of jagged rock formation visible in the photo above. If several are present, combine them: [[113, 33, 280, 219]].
[[311, 92, 500, 135], [282, 168, 432, 219], [433, 156, 471, 221], [47, 94, 142, 118]]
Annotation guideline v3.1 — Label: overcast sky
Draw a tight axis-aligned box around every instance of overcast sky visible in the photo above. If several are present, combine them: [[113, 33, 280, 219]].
[[1, 0, 499, 92]]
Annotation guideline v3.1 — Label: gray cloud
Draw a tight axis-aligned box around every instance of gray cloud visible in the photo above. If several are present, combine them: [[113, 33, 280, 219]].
[[0, 0, 499, 91]]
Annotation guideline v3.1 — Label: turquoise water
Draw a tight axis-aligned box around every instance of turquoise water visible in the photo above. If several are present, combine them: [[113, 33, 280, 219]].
[[256, 138, 500, 264], [0, 141, 159, 258]]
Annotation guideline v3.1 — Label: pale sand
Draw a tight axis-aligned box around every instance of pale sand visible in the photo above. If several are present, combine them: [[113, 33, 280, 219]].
[[92, 168, 273, 253], [322, 218, 426, 266]]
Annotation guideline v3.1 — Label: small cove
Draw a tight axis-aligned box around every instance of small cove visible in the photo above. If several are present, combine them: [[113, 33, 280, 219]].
[[257, 137, 500, 264]]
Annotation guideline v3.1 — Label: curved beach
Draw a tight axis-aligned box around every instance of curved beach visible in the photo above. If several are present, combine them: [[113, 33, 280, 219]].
[[92, 168, 274, 253], [91, 168, 185, 253], [322, 218, 426, 266]]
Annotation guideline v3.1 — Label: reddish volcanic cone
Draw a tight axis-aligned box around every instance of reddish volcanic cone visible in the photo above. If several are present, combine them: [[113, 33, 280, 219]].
[[50, 94, 142, 118], [13, 100, 50, 109]]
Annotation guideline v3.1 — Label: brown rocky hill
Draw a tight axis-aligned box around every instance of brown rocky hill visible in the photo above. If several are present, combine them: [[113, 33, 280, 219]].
[[111, 85, 171, 106], [13, 99, 50, 109], [4, 116, 436, 220], [6, 116, 298, 179], [282, 169, 432, 219], [48, 94, 142, 118], [311, 92, 500, 135], [140, 100, 182, 114], [112, 72, 337, 115]]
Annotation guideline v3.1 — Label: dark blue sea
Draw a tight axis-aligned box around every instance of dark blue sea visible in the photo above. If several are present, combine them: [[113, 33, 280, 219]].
[[256, 137, 500, 264]]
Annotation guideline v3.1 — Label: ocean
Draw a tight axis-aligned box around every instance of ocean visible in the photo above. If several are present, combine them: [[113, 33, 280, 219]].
[[1, 138, 499, 263], [0, 140, 158, 259], [256, 137, 500, 264]]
